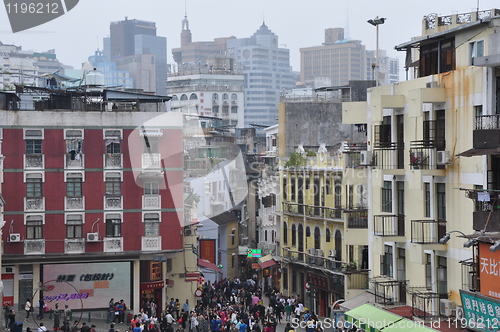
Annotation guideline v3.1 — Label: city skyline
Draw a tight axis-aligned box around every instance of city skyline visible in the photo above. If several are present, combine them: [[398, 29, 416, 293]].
[[0, 0, 498, 77]]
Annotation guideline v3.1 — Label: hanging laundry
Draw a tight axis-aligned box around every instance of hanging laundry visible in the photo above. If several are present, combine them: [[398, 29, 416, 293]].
[[478, 191, 490, 202]]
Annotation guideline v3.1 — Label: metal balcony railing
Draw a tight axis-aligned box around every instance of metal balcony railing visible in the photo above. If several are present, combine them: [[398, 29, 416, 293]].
[[476, 114, 500, 130], [64, 238, 85, 254], [371, 277, 407, 306], [411, 219, 446, 244], [282, 202, 343, 219], [345, 210, 369, 229], [372, 142, 404, 169], [373, 214, 405, 237], [281, 247, 346, 273]]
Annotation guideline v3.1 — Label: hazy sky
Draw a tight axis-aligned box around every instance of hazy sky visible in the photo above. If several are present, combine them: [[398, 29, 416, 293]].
[[0, 0, 498, 75]]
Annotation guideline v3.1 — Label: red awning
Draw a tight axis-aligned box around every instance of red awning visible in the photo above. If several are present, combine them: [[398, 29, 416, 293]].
[[197, 258, 221, 272], [259, 259, 278, 269]]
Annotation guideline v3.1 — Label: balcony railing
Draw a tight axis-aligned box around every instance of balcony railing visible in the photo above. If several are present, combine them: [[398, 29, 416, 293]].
[[143, 195, 161, 209], [282, 247, 346, 272], [460, 258, 478, 292], [142, 153, 161, 169], [103, 237, 123, 252], [372, 142, 404, 169], [24, 239, 45, 255], [25, 154, 44, 168], [343, 143, 368, 169], [463, 188, 500, 231], [282, 202, 343, 219], [373, 214, 405, 237], [345, 210, 368, 229], [142, 236, 162, 251], [65, 154, 84, 168], [407, 287, 446, 320], [65, 197, 84, 211], [64, 238, 85, 254], [372, 277, 407, 306], [476, 114, 500, 130], [25, 197, 44, 211], [104, 154, 122, 168], [411, 219, 446, 244], [104, 196, 123, 210], [345, 270, 370, 290]]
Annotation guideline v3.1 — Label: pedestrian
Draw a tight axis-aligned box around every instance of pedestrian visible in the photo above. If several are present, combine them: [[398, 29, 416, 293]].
[[80, 322, 90, 332], [132, 323, 141, 332], [37, 322, 47, 332], [283, 323, 293, 332], [3, 304, 10, 329], [70, 321, 80, 332], [36, 299, 45, 320], [174, 300, 181, 320], [108, 299, 115, 324], [24, 298, 32, 321], [183, 300, 189, 314], [109, 323, 116, 332]]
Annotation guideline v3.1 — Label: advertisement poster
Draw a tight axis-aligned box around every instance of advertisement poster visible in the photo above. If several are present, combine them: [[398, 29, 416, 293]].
[[42, 262, 131, 310]]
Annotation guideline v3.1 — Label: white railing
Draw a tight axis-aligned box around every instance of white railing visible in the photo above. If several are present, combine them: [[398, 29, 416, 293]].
[[24, 239, 45, 255], [65, 154, 84, 169], [65, 197, 84, 211], [104, 196, 122, 210], [64, 238, 85, 254], [104, 154, 122, 168], [25, 197, 45, 211], [142, 236, 162, 251], [142, 153, 161, 169], [143, 195, 161, 209], [24, 154, 44, 168], [103, 237, 123, 252]]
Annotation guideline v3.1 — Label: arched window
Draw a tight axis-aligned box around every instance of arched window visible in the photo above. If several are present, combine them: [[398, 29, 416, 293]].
[[298, 224, 304, 253], [291, 224, 296, 246], [231, 93, 237, 100], [212, 93, 218, 100], [283, 222, 288, 244], [314, 227, 321, 249], [326, 228, 331, 242], [180, 94, 188, 100], [222, 93, 228, 100], [265, 230, 268, 242], [335, 230, 342, 264], [306, 226, 311, 237], [171, 95, 178, 101], [189, 93, 198, 100]]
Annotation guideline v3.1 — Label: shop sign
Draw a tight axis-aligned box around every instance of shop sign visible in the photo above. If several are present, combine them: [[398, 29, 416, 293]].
[[479, 242, 500, 300], [199, 239, 216, 264], [307, 273, 329, 291], [251, 263, 260, 269], [140, 281, 164, 290], [460, 289, 500, 332]]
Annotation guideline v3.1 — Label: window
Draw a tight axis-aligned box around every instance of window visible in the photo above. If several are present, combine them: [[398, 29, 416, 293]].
[[424, 183, 431, 218], [26, 176, 42, 197], [397, 181, 404, 215], [212, 93, 218, 100], [326, 228, 331, 242], [425, 253, 432, 289], [306, 226, 310, 237], [106, 174, 121, 196], [66, 174, 82, 197], [26, 140, 42, 154], [180, 94, 188, 100], [231, 93, 237, 101], [66, 214, 83, 238], [264, 230, 268, 242], [283, 178, 287, 201], [381, 245, 393, 277], [144, 213, 159, 236], [291, 177, 296, 201], [106, 214, 122, 237], [326, 179, 331, 195], [291, 224, 296, 246], [314, 227, 320, 249], [144, 182, 159, 195], [437, 183, 446, 220], [283, 268, 288, 290], [382, 181, 392, 213], [231, 229, 235, 246], [283, 222, 288, 244], [231, 107, 238, 113], [222, 93, 228, 100], [26, 215, 43, 239], [106, 140, 121, 154], [470, 40, 484, 65], [189, 93, 198, 100]]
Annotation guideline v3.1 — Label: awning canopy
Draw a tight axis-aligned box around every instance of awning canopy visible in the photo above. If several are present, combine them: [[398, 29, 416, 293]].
[[258, 254, 274, 264], [259, 259, 278, 269], [197, 258, 221, 272], [339, 291, 375, 311], [456, 148, 500, 157]]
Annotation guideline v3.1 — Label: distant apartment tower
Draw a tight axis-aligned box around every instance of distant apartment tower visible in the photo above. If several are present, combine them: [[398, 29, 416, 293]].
[[228, 23, 295, 128], [88, 50, 134, 89], [300, 28, 366, 86], [365, 49, 399, 85], [171, 15, 235, 65], [105, 18, 167, 94]]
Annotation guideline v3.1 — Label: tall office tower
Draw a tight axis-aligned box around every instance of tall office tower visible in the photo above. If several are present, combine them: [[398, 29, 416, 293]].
[[300, 28, 367, 86], [228, 23, 295, 128], [106, 18, 167, 94], [365, 49, 399, 85]]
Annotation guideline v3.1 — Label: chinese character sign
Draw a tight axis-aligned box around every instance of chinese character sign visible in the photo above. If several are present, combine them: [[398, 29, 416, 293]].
[[460, 289, 500, 332], [479, 242, 500, 300]]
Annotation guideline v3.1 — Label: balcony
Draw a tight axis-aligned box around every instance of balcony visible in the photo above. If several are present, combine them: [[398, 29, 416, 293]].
[[464, 188, 500, 232], [104, 196, 122, 210], [342, 143, 368, 168], [411, 219, 446, 245], [372, 142, 404, 169], [24, 197, 44, 211], [103, 237, 123, 252], [371, 277, 407, 306], [474, 115, 500, 149], [104, 154, 122, 168], [65, 197, 84, 211], [345, 270, 370, 290], [407, 286, 446, 320], [282, 247, 344, 273], [142, 153, 161, 169], [24, 239, 45, 255], [24, 154, 44, 168], [65, 154, 84, 169], [142, 236, 162, 251], [346, 210, 368, 229], [282, 202, 342, 219], [143, 195, 161, 209], [64, 238, 85, 254], [373, 214, 405, 238]]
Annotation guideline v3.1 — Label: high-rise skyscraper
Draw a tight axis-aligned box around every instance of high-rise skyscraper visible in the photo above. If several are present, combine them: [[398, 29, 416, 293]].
[[105, 18, 167, 94], [228, 23, 295, 128]]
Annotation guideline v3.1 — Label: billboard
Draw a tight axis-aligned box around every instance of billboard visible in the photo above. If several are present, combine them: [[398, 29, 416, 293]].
[[199, 239, 216, 264], [42, 262, 131, 310], [479, 242, 500, 300]]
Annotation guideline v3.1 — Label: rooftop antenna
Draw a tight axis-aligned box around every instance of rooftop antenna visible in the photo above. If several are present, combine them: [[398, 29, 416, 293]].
[[344, 7, 350, 40]]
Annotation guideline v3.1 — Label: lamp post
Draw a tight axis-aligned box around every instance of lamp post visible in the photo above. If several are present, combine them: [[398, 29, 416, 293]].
[[367, 16, 386, 86], [439, 230, 500, 252]]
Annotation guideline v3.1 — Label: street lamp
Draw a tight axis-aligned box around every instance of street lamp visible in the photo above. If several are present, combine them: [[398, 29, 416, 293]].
[[439, 230, 500, 252], [367, 16, 386, 86]]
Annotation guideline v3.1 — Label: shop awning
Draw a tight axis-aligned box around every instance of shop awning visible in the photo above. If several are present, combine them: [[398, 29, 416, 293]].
[[197, 258, 221, 272], [344, 304, 401, 330], [456, 148, 500, 157], [258, 254, 273, 263], [339, 291, 375, 311], [259, 259, 278, 269]]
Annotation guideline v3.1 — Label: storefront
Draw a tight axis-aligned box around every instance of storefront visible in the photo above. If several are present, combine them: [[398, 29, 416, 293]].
[[140, 261, 164, 308], [307, 273, 330, 317]]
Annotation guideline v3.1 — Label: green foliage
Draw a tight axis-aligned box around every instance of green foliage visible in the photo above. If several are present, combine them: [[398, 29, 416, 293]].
[[304, 149, 316, 156], [284, 152, 307, 168]]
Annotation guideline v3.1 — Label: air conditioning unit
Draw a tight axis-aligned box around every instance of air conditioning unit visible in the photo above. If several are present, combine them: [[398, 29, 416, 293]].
[[426, 81, 439, 88], [184, 229, 193, 236], [316, 249, 323, 257], [307, 248, 316, 264], [86, 233, 99, 242], [1, 266, 15, 274], [328, 249, 336, 257], [437, 151, 451, 165], [9, 234, 21, 242], [440, 299, 456, 317], [359, 151, 372, 166]]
